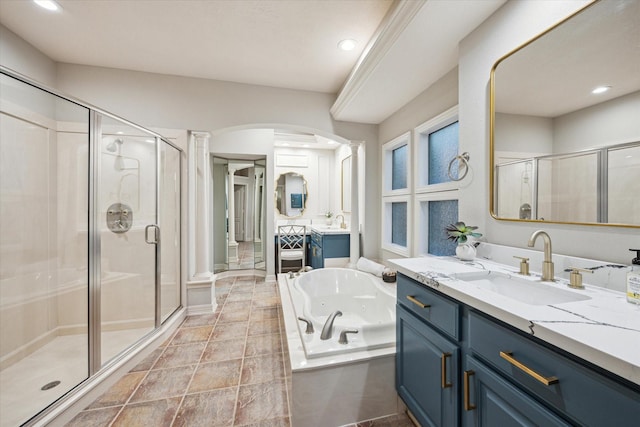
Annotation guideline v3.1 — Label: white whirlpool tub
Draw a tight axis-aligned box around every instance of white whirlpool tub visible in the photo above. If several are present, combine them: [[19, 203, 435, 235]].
[[278, 268, 401, 427]]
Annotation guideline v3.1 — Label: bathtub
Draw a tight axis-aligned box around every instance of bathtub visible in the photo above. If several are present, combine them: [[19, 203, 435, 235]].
[[279, 268, 400, 427], [293, 268, 395, 358]]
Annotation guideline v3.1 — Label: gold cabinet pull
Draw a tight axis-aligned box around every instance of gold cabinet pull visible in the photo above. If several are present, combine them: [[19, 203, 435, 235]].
[[406, 295, 430, 309], [499, 351, 559, 386], [441, 352, 453, 388], [464, 370, 477, 411]]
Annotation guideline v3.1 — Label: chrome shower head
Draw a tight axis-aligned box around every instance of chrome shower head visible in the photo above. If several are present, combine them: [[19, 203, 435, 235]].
[[106, 138, 124, 152]]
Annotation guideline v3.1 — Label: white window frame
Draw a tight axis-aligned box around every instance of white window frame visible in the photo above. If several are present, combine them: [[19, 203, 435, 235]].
[[381, 195, 411, 257], [414, 106, 460, 194], [382, 132, 411, 197], [414, 192, 459, 257]]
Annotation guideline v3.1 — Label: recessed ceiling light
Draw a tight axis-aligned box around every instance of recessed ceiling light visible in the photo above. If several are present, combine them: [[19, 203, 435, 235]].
[[34, 0, 60, 11], [338, 39, 357, 51], [591, 86, 611, 94], [281, 142, 290, 147], [303, 144, 310, 148], [327, 140, 337, 145]]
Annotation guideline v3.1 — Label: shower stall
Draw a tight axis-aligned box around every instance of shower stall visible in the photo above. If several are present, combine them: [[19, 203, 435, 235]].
[[0, 69, 183, 426]]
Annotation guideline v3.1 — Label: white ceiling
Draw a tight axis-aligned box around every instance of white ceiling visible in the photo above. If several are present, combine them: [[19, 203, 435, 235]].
[[0, 0, 505, 124]]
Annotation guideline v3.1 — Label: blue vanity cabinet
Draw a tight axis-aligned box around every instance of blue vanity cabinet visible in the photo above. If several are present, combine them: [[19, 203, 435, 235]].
[[309, 230, 350, 269], [396, 273, 640, 427], [462, 356, 570, 427], [397, 304, 460, 427]]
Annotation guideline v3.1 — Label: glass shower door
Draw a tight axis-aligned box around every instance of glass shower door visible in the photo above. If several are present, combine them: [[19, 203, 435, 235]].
[[99, 117, 158, 366]]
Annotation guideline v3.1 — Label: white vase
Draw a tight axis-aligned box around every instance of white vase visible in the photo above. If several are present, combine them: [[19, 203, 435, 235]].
[[325, 218, 333, 226], [456, 243, 476, 261]]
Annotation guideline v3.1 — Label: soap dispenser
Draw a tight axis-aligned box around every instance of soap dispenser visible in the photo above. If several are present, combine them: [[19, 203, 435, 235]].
[[627, 249, 640, 305]]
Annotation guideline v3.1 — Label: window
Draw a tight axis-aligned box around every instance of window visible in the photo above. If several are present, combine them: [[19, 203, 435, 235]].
[[382, 132, 410, 195], [382, 196, 411, 256], [391, 202, 407, 246], [415, 196, 458, 256], [415, 106, 459, 192]]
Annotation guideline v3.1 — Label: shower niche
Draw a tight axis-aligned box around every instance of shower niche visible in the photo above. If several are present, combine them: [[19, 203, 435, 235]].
[[0, 69, 183, 426]]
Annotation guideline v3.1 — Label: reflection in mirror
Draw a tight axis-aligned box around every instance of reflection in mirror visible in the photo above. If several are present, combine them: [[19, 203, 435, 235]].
[[212, 156, 267, 272], [341, 156, 352, 212], [491, 0, 640, 227], [275, 172, 307, 217]]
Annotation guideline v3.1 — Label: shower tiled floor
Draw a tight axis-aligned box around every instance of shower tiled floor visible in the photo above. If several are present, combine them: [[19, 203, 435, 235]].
[[65, 275, 413, 427]]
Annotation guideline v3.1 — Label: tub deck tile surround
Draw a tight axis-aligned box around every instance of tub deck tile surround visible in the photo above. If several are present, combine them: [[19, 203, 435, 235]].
[[66, 275, 412, 427]]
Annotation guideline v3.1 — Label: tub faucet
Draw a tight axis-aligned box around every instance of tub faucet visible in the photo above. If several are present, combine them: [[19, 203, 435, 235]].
[[320, 310, 342, 340], [527, 230, 554, 281], [336, 214, 347, 229]]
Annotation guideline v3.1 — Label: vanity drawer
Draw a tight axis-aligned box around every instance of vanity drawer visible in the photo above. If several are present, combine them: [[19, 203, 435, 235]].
[[468, 310, 640, 426], [397, 274, 460, 341]]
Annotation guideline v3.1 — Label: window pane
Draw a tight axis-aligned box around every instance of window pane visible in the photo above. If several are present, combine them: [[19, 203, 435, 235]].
[[428, 121, 459, 185], [391, 202, 407, 247], [428, 200, 458, 256], [392, 145, 407, 190]]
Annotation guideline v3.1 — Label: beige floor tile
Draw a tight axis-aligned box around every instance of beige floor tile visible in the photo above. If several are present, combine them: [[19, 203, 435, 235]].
[[111, 397, 181, 427], [130, 347, 164, 372], [153, 343, 206, 369], [245, 334, 282, 357], [182, 313, 219, 327], [173, 388, 237, 427], [240, 354, 285, 385], [250, 307, 279, 321], [248, 319, 280, 336], [212, 321, 248, 341], [201, 338, 246, 363], [171, 326, 213, 345], [86, 371, 147, 409], [129, 366, 195, 402], [188, 359, 242, 393], [65, 406, 122, 427], [234, 380, 288, 426]]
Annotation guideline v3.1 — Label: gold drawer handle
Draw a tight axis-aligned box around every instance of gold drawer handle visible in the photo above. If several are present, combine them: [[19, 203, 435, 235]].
[[464, 370, 476, 411], [499, 351, 559, 386], [441, 352, 453, 389], [406, 295, 431, 309]]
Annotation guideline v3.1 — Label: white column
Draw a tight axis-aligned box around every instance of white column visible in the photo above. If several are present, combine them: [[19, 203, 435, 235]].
[[227, 166, 239, 262], [192, 131, 212, 279], [348, 141, 361, 268], [187, 131, 215, 316]]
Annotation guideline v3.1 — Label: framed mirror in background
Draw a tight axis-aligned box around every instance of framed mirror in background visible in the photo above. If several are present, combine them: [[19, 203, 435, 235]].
[[275, 172, 308, 217], [490, 0, 640, 227], [341, 156, 351, 212]]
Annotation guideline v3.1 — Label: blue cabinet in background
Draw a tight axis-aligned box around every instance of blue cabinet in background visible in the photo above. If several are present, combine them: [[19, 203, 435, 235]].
[[309, 231, 350, 269]]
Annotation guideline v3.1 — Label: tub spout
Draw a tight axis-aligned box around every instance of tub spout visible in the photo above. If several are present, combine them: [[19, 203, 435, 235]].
[[320, 310, 342, 340]]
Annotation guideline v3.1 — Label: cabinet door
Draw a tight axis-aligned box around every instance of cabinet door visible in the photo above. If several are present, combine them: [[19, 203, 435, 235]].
[[397, 305, 459, 427], [310, 240, 323, 269], [462, 357, 570, 427]]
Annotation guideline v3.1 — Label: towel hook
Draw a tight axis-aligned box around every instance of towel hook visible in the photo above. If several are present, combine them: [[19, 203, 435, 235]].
[[447, 152, 470, 181]]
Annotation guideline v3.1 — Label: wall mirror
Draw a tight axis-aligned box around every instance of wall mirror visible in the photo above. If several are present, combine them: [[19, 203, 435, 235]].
[[212, 156, 267, 272], [341, 156, 352, 212], [491, 0, 640, 227], [275, 172, 307, 217]]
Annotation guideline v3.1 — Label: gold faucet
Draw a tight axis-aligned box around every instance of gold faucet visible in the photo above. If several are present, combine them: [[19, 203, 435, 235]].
[[335, 214, 347, 229], [527, 230, 554, 281]]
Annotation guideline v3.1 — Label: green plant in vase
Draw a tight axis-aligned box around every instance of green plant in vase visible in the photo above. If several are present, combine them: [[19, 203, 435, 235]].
[[446, 221, 482, 260]]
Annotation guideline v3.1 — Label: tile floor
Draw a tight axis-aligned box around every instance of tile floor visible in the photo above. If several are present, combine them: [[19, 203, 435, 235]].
[[66, 275, 413, 427]]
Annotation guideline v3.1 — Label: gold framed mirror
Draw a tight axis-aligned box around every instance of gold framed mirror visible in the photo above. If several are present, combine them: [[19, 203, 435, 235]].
[[490, 0, 640, 228], [275, 172, 308, 217]]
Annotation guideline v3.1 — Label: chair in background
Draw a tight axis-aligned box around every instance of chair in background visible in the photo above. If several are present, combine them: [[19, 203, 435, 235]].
[[277, 225, 306, 274]]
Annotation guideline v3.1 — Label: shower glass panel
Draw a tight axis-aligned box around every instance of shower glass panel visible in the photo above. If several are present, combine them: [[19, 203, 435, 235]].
[[537, 152, 598, 223], [254, 159, 266, 270], [608, 144, 640, 225], [99, 116, 157, 366], [160, 142, 181, 322], [0, 74, 90, 426]]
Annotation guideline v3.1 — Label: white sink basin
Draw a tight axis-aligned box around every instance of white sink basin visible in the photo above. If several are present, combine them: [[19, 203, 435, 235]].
[[451, 271, 591, 306]]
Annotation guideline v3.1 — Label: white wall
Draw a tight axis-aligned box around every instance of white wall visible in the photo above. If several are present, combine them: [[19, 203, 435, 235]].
[[458, 0, 638, 266], [0, 24, 56, 87]]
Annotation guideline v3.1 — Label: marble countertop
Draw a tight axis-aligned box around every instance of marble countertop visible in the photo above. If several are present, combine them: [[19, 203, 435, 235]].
[[388, 256, 640, 386], [308, 225, 350, 234]]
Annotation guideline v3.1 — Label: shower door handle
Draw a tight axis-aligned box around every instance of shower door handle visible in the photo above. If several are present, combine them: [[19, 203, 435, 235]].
[[145, 224, 160, 244]]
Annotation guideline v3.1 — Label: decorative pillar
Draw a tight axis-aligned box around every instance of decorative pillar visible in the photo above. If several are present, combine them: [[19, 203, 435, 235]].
[[348, 141, 361, 268], [187, 131, 215, 315], [227, 166, 239, 263]]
